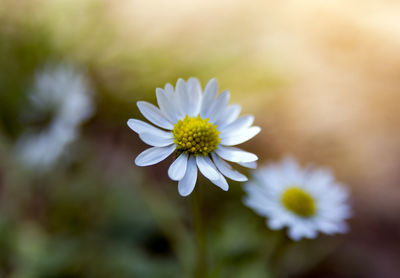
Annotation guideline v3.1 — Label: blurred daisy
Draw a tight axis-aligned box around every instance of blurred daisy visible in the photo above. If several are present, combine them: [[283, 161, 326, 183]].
[[128, 78, 260, 197], [243, 157, 351, 241], [16, 63, 94, 170]]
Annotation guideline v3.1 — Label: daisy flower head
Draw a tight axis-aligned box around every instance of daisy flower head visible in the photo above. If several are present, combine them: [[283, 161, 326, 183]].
[[243, 157, 351, 241], [15, 63, 94, 170], [127, 78, 261, 197]]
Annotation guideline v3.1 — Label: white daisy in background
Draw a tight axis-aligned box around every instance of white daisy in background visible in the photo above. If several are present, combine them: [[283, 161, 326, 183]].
[[15, 63, 94, 170], [243, 157, 351, 241], [127, 78, 260, 197]]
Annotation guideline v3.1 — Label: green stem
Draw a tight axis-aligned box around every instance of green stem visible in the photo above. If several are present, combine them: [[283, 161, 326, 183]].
[[269, 232, 292, 278], [192, 185, 208, 278]]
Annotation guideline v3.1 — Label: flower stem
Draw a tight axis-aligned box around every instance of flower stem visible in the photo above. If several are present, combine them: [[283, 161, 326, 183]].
[[192, 185, 208, 278], [269, 232, 293, 278]]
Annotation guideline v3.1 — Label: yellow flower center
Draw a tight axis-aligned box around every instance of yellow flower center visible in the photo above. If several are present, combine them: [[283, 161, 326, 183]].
[[281, 187, 316, 217], [172, 115, 220, 156]]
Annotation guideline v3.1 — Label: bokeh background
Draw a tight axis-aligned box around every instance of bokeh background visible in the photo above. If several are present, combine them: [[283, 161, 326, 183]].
[[1, 0, 400, 277]]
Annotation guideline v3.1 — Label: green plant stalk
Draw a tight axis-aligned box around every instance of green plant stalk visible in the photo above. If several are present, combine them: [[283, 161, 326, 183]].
[[269, 232, 293, 278], [192, 185, 208, 278]]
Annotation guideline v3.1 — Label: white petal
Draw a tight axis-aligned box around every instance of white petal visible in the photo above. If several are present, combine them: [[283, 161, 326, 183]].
[[156, 88, 177, 122], [139, 131, 174, 147], [216, 104, 241, 128], [243, 196, 271, 216], [288, 226, 306, 241], [215, 146, 258, 163], [175, 78, 188, 117], [127, 119, 164, 134], [211, 153, 247, 182], [280, 156, 301, 177], [238, 161, 257, 169], [196, 155, 220, 181], [200, 78, 218, 118], [178, 156, 197, 197], [302, 228, 317, 239], [209, 90, 230, 123], [220, 126, 261, 146], [243, 182, 273, 206], [267, 218, 285, 230], [221, 115, 254, 134], [137, 101, 173, 129], [316, 220, 342, 235], [164, 83, 174, 97], [209, 172, 229, 191], [186, 77, 202, 116], [135, 145, 175, 166], [275, 157, 305, 185], [168, 153, 188, 181]]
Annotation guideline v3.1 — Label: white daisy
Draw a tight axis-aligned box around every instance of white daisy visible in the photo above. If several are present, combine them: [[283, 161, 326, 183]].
[[127, 78, 260, 197], [243, 157, 351, 241], [15, 63, 94, 170]]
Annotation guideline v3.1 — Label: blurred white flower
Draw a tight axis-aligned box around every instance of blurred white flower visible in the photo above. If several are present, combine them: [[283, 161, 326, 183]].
[[243, 157, 351, 241], [128, 78, 260, 197], [16, 63, 94, 170]]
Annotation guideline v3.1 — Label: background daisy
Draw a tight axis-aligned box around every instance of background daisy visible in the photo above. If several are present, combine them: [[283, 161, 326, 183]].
[[243, 157, 351, 241], [15, 63, 94, 170], [128, 78, 260, 196]]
